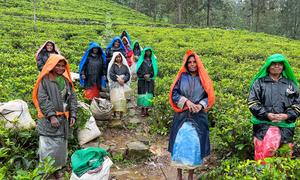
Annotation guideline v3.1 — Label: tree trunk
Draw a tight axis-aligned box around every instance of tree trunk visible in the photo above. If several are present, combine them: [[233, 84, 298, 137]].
[[33, 0, 37, 32], [292, 3, 298, 38], [255, 0, 261, 32], [250, 0, 254, 30], [178, 2, 182, 23], [255, 11, 259, 32], [207, 0, 211, 27], [134, 0, 139, 10]]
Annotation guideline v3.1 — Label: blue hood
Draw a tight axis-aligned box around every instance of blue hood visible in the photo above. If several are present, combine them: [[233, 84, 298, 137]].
[[79, 42, 106, 87], [106, 36, 126, 52]]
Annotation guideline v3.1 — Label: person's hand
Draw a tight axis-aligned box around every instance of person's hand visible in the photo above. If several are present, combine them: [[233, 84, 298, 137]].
[[50, 116, 60, 127], [132, 74, 137, 81], [276, 113, 288, 121], [119, 79, 125, 85], [268, 113, 287, 122], [186, 100, 201, 113], [267, 113, 279, 121], [117, 77, 125, 85], [144, 74, 150, 81], [194, 104, 203, 113], [81, 74, 86, 80], [117, 76, 122, 82], [70, 117, 76, 127]]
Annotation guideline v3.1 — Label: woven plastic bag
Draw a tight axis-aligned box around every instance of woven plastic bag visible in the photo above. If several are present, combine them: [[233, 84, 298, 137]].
[[77, 116, 101, 146], [171, 121, 202, 168], [90, 98, 113, 121], [70, 157, 113, 180], [0, 99, 35, 129]]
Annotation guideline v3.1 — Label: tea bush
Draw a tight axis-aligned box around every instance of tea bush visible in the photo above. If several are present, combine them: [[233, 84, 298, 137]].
[[203, 157, 300, 179]]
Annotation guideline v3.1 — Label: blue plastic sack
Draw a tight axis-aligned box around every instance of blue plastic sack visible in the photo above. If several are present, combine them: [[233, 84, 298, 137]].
[[171, 121, 202, 166]]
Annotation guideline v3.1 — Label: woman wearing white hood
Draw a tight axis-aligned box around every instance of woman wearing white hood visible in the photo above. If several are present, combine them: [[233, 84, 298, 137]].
[[108, 52, 131, 120]]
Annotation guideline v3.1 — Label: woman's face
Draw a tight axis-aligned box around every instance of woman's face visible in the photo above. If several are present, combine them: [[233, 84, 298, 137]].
[[115, 54, 122, 63], [92, 48, 99, 54], [134, 43, 139, 48], [122, 39, 128, 45], [145, 50, 151, 57], [113, 40, 120, 48], [269, 62, 284, 76], [187, 56, 197, 73], [46, 42, 54, 52], [53, 60, 66, 75]]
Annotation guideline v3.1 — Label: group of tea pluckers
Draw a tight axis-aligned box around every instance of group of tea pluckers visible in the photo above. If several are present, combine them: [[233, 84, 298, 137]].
[[32, 30, 299, 179]]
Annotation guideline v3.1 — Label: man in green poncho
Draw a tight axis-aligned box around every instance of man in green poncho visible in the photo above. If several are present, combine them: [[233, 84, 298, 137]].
[[248, 54, 300, 162]]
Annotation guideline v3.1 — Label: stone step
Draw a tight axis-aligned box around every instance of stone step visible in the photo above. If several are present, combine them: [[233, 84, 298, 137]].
[[124, 141, 151, 161]]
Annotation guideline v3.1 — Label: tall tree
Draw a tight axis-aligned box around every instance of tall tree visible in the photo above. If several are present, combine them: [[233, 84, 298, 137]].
[[207, 0, 211, 26], [112, 0, 299, 39]]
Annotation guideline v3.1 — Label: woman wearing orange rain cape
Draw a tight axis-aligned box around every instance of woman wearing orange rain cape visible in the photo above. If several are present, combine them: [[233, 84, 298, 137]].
[[32, 54, 77, 173], [168, 50, 215, 180]]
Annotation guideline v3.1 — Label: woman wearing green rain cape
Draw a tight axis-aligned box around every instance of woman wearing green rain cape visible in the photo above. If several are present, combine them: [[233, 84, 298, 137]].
[[248, 54, 300, 162], [136, 47, 158, 116]]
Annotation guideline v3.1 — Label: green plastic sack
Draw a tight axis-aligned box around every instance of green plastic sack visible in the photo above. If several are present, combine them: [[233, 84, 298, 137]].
[[137, 93, 153, 107], [71, 147, 109, 177]]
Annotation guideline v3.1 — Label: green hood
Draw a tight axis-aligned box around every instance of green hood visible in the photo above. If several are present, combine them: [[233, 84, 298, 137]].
[[249, 54, 298, 89], [131, 40, 139, 50], [136, 47, 158, 79], [249, 54, 298, 128]]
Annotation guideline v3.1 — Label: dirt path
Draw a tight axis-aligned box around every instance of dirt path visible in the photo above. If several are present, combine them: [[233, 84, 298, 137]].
[[83, 91, 217, 179]]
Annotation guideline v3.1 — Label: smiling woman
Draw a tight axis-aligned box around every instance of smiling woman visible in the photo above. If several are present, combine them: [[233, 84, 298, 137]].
[[53, 60, 66, 75], [32, 54, 78, 178], [268, 62, 284, 79], [248, 54, 300, 163], [35, 40, 61, 71]]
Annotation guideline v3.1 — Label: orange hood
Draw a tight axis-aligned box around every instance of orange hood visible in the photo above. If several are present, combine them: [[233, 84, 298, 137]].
[[32, 54, 74, 118], [169, 50, 215, 112]]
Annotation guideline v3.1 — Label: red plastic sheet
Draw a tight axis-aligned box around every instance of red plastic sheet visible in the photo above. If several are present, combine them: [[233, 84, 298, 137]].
[[84, 85, 100, 100], [254, 126, 281, 162]]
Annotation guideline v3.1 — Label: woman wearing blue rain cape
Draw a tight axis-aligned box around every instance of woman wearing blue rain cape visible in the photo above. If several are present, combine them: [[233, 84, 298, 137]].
[[120, 30, 132, 45], [79, 42, 106, 100], [105, 37, 126, 65], [169, 50, 215, 180]]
